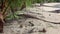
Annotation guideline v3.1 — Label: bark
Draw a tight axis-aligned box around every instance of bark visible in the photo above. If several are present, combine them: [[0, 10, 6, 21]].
[[0, 20, 3, 33]]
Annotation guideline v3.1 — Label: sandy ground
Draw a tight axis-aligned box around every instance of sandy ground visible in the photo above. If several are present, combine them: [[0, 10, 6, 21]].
[[3, 3, 60, 34]]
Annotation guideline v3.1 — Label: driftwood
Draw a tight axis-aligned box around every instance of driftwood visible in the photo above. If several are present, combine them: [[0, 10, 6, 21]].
[[17, 12, 60, 24]]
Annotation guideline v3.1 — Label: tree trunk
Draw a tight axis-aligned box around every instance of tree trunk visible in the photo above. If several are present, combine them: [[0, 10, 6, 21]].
[[0, 20, 3, 33]]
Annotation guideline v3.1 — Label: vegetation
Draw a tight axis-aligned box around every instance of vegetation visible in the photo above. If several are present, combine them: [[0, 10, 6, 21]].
[[0, 0, 33, 22]]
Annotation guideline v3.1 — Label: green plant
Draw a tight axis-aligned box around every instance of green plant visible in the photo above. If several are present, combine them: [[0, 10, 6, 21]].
[[0, 0, 34, 20]]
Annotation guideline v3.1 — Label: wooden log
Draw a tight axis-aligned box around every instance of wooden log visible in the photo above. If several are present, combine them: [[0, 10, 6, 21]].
[[17, 14, 60, 24]]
